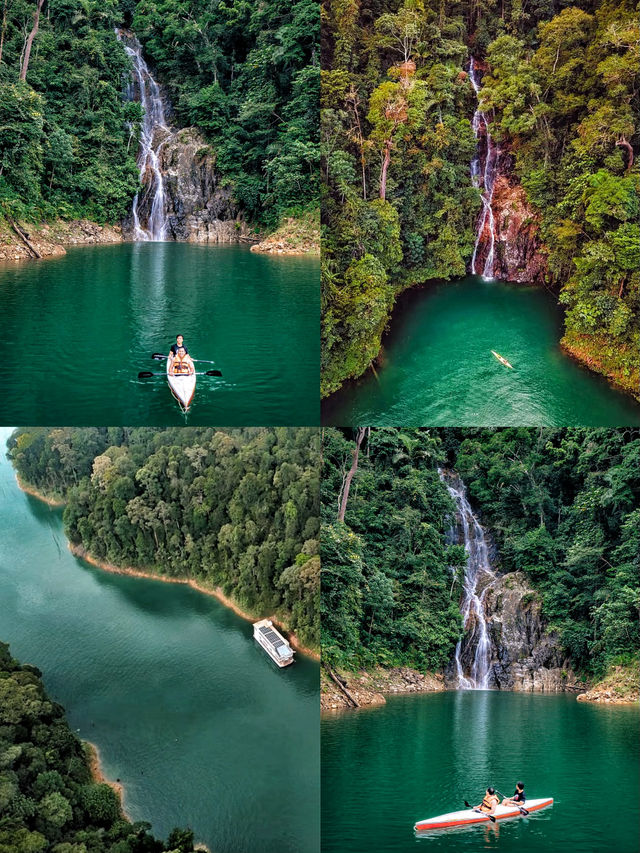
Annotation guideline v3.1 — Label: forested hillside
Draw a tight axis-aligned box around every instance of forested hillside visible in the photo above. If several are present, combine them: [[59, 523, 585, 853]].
[[321, 0, 639, 397], [322, 427, 639, 678], [0, 642, 195, 853], [1, 0, 318, 228], [9, 428, 320, 647]]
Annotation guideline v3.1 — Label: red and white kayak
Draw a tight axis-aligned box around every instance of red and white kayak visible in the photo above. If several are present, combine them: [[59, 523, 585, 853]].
[[414, 798, 553, 831], [166, 360, 196, 413]]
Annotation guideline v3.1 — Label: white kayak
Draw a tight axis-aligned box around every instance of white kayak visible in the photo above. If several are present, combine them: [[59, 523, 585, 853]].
[[491, 349, 514, 369], [166, 360, 196, 413], [414, 798, 553, 830]]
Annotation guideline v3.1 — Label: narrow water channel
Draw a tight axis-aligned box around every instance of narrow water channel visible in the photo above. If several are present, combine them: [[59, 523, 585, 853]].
[[0, 431, 319, 853], [322, 691, 639, 853], [322, 276, 640, 426]]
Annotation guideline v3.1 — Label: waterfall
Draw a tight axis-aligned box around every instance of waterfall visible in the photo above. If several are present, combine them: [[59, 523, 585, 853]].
[[440, 470, 495, 689], [117, 30, 171, 241], [469, 56, 498, 279]]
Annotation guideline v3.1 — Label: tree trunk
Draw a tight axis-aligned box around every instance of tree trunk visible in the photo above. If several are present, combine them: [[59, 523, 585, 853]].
[[19, 0, 45, 82], [337, 427, 366, 522], [0, 0, 8, 65], [616, 137, 633, 173], [379, 142, 392, 200]]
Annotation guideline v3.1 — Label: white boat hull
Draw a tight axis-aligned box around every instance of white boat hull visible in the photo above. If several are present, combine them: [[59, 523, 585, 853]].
[[166, 362, 196, 412], [415, 797, 553, 830]]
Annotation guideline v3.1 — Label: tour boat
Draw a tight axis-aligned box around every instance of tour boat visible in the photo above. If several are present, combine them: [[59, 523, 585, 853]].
[[414, 798, 553, 831], [253, 619, 295, 667], [166, 359, 196, 413], [491, 350, 514, 369]]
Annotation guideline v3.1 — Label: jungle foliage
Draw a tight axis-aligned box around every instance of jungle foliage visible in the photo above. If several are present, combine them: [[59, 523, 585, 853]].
[[322, 427, 639, 678], [0, 0, 139, 222], [321, 428, 464, 670], [0, 0, 319, 227], [8, 427, 320, 647], [0, 641, 195, 853], [321, 0, 639, 397], [131, 0, 320, 225]]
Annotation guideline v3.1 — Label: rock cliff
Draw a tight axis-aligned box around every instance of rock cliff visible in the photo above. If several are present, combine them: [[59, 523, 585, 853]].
[[128, 127, 251, 243], [491, 163, 547, 284], [483, 572, 578, 691]]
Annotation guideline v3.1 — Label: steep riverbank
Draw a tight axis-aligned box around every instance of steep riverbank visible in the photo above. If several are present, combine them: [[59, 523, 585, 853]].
[[14, 474, 318, 659], [251, 210, 320, 255], [562, 332, 640, 402], [577, 663, 639, 705]]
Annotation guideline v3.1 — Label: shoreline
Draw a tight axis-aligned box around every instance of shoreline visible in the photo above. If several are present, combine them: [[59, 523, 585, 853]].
[[15, 475, 66, 507], [84, 740, 128, 816], [68, 543, 319, 660], [12, 474, 318, 658]]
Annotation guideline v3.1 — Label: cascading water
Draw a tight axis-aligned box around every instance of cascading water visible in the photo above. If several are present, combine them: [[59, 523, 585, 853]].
[[469, 56, 498, 279], [117, 30, 171, 241], [440, 469, 495, 689]]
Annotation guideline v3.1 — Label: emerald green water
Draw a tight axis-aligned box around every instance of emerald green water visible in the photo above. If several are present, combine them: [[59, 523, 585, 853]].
[[0, 431, 319, 852], [322, 277, 640, 426], [0, 244, 319, 425], [322, 691, 639, 853]]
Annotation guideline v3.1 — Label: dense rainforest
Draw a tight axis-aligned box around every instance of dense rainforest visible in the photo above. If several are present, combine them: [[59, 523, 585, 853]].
[[0, 0, 318, 228], [9, 427, 320, 647], [321, 0, 639, 397], [321, 427, 639, 679], [0, 642, 196, 853]]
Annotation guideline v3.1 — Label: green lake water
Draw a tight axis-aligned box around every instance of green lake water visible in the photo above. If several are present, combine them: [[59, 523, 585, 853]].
[[321, 691, 639, 853], [0, 243, 319, 425], [322, 277, 640, 426], [0, 430, 319, 852]]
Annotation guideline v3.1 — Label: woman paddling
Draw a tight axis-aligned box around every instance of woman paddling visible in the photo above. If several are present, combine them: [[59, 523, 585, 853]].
[[474, 787, 499, 816]]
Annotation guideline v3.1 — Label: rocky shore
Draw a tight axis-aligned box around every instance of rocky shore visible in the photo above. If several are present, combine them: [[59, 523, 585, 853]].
[[321, 666, 445, 711], [0, 217, 122, 262], [577, 664, 639, 705], [251, 211, 320, 255]]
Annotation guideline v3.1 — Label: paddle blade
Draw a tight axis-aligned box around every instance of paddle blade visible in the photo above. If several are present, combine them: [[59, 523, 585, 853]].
[[489, 815, 496, 822], [151, 353, 166, 360], [138, 371, 155, 378], [464, 801, 471, 809], [205, 369, 222, 376]]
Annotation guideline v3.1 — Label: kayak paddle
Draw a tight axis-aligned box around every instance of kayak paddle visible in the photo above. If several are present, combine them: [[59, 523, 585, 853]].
[[151, 353, 218, 365], [494, 789, 529, 815], [138, 369, 222, 378], [464, 800, 496, 822]]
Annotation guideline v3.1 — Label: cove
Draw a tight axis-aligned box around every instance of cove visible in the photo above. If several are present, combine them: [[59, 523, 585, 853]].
[[0, 243, 319, 426], [0, 432, 319, 853], [322, 276, 640, 426], [321, 691, 639, 853]]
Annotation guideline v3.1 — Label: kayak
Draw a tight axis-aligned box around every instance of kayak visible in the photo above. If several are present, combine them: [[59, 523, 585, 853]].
[[166, 360, 196, 413], [414, 797, 553, 830], [491, 350, 514, 369]]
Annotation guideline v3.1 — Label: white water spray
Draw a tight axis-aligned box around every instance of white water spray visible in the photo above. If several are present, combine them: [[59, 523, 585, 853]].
[[440, 470, 495, 689], [469, 56, 498, 279], [118, 30, 171, 241]]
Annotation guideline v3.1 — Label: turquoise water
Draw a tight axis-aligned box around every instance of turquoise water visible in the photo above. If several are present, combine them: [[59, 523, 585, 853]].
[[0, 431, 319, 852], [322, 277, 640, 426], [321, 690, 639, 852], [0, 243, 319, 425]]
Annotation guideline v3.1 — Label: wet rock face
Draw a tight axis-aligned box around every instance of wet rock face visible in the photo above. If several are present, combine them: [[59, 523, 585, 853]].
[[491, 161, 547, 284], [130, 127, 249, 242], [483, 572, 576, 692]]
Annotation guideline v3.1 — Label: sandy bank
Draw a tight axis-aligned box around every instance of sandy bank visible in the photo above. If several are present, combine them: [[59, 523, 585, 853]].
[[0, 217, 122, 263], [84, 740, 128, 815], [322, 666, 445, 712], [15, 475, 66, 507]]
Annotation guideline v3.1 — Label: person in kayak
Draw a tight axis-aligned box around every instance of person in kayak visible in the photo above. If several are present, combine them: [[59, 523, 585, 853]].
[[170, 346, 194, 375], [501, 782, 526, 806], [474, 787, 499, 815], [168, 335, 189, 370]]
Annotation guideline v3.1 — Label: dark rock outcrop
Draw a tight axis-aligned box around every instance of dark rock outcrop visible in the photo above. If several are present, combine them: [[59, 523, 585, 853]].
[[483, 572, 578, 691], [128, 127, 250, 243], [491, 169, 547, 284]]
